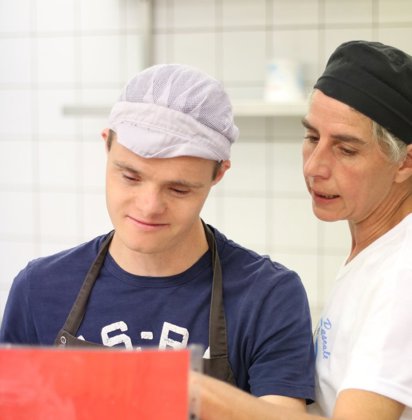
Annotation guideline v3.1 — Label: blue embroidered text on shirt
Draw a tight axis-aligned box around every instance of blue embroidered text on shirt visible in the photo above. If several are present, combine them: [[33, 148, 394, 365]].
[[320, 317, 332, 359]]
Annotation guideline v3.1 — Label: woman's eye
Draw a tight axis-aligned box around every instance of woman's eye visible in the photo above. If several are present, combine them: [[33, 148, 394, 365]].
[[122, 174, 138, 182], [304, 134, 319, 143], [340, 147, 357, 156]]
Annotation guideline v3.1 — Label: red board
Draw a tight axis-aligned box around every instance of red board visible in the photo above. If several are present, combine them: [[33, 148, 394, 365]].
[[0, 346, 190, 420]]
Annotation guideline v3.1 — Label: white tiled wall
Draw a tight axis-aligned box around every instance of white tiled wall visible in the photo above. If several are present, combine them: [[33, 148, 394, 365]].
[[1, 0, 412, 324]]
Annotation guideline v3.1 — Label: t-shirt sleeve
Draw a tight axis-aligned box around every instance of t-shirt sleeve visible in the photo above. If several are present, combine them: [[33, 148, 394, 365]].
[[0, 265, 37, 344], [248, 270, 315, 402], [341, 265, 412, 407]]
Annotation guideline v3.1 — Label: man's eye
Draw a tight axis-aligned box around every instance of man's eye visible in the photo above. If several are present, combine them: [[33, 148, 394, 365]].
[[171, 188, 189, 195]]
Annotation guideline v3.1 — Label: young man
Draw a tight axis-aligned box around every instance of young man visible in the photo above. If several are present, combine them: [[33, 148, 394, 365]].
[[189, 41, 412, 420], [0, 64, 314, 408]]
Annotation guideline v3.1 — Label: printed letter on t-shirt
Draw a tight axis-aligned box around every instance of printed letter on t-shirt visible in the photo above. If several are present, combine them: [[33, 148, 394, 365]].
[[159, 322, 189, 349], [101, 321, 133, 349]]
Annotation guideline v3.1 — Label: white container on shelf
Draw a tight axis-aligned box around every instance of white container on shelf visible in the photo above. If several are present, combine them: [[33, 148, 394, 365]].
[[264, 58, 305, 102]]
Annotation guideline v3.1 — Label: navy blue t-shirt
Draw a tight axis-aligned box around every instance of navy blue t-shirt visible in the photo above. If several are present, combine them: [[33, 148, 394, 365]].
[[0, 225, 315, 400]]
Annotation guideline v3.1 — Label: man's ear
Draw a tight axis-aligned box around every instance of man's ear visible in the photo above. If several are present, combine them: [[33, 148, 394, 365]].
[[212, 160, 231, 185], [101, 128, 110, 152], [395, 144, 412, 183]]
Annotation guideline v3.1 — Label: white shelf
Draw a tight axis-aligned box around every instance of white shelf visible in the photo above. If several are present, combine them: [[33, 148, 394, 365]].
[[62, 100, 308, 118], [62, 105, 110, 116], [232, 100, 307, 117]]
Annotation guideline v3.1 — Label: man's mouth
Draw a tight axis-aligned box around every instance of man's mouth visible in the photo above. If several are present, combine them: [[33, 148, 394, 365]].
[[127, 216, 167, 227]]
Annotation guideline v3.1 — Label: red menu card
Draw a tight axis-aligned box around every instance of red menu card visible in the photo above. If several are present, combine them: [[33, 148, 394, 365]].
[[0, 346, 190, 420]]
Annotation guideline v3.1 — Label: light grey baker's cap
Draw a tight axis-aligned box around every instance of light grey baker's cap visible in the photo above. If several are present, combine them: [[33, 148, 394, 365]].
[[108, 64, 239, 160]]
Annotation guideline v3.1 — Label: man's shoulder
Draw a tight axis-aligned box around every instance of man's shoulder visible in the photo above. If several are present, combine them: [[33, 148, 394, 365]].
[[209, 224, 299, 281], [23, 233, 111, 281]]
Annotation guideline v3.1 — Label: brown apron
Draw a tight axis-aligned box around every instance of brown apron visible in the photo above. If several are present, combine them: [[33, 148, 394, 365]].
[[54, 222, 236, 385]]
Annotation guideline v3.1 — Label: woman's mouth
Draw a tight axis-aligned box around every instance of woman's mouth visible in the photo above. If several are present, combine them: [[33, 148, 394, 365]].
[[315, 192, 339, 199]]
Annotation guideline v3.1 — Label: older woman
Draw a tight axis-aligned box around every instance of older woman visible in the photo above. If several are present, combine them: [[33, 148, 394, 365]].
[[190, 40, 412, 420]]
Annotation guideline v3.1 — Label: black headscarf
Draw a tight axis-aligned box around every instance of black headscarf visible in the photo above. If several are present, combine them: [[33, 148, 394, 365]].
[[314, 40, 412, 145]]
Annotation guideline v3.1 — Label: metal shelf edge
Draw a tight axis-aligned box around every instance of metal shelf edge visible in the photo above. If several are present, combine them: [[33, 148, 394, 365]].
[[62, 100, 308, 118]]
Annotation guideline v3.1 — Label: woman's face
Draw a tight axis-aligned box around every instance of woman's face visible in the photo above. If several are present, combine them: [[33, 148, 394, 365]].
[[302, 89, 401, 226]]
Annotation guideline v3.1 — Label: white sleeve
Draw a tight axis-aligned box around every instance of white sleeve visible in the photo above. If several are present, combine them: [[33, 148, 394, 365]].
[[341, 263, 412, 407]]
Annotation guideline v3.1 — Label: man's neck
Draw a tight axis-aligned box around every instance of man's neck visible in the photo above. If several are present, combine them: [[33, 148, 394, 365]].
[[109, 222, 209, 277]]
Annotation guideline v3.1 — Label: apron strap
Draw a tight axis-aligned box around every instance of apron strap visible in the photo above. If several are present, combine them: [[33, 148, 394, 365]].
[[55, 231, 114, 340], [203, 221, 229, 359]]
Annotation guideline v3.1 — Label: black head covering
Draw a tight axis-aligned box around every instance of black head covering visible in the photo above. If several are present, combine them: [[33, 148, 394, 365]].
[[314, 40, 412, 145]]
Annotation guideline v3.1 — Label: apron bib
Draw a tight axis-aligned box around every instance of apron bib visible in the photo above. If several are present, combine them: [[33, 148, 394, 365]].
[[55, 222, 235, 385]]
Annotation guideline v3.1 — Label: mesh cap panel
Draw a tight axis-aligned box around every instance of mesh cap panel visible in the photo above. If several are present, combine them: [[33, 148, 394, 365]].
[[108, 64, 238, 160]]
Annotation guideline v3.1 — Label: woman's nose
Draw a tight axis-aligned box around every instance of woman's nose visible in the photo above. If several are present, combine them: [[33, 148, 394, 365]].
[[303, 142, 332, 180]]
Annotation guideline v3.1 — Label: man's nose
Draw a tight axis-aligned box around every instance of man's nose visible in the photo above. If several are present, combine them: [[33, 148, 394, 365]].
[[138, 187, 167, 216]]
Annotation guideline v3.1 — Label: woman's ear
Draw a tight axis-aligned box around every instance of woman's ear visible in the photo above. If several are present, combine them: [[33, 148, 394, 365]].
[[395, 144, 412, 183]]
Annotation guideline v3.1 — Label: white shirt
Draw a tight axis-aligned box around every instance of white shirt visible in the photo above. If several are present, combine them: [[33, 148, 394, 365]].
[[309, 214, 412, 419]]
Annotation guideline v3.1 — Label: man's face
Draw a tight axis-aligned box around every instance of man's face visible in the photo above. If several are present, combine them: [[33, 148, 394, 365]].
[[105, 137, 223, 258], [302, 89, 401, 226]]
